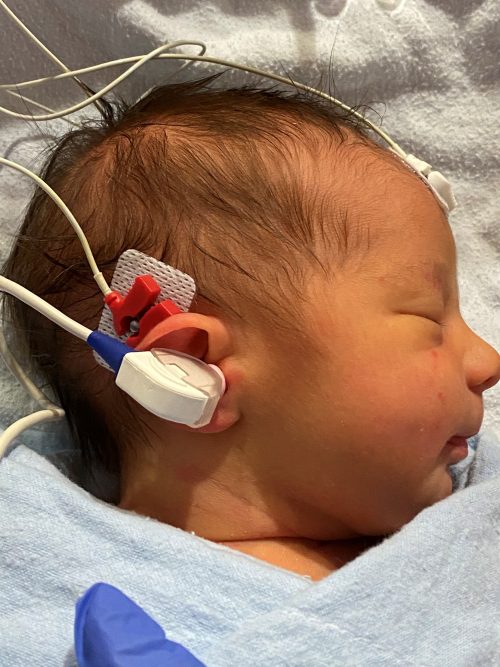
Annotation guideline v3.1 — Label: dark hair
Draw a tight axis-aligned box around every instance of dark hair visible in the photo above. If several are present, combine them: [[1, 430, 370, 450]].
[[1, 74, 395, 482]]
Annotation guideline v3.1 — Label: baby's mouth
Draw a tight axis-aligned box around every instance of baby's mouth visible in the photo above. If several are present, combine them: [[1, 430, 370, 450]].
[[444, 436, 469, 463]]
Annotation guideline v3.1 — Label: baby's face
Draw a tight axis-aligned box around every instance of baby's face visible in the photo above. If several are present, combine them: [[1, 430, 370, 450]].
[[249, 157, 500, 537]]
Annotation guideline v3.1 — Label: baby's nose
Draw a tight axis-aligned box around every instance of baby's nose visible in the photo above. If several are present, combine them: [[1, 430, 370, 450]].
[[481, 347, 500, 393], [466, 330, 500, 394]]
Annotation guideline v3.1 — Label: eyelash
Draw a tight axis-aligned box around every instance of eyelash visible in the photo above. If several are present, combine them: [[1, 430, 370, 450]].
[[400, 313, 447, 328], [424, 316, 446, 328], [401, 313, 446, 328]]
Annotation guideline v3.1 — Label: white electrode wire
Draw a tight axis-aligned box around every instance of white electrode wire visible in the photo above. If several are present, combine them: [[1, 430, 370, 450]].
[[0, 41, 207, 119], [0, 50, 400, 157], [0, 0, 104, 111], [0, 276, 92, 341], [0, 47, 402, 156], [0, 408, 65, 459], [5, 90, 82, 128], [0, 0, 77, 75], [0, 328, 57, 408], [0, 157, 110, 296], [0, 53, 207, 91]]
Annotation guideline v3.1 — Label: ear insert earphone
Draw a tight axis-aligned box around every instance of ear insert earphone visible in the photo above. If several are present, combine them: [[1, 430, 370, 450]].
[[88, 331, 226, 427], [115, 348, 226, 426]]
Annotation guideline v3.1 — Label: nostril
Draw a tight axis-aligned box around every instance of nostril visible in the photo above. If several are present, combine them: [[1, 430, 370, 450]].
[[482, 366, 500, 393], [470, 340, 500, 394]]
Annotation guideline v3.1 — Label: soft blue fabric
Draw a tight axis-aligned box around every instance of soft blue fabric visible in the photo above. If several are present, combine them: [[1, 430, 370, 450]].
[[74, 582, 204, 666], [0, 430, 499, 666], [0, 443, 311, 667]]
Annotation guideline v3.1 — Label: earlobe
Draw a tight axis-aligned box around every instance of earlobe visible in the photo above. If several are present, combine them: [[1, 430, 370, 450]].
[[171, 388, 240, 434]]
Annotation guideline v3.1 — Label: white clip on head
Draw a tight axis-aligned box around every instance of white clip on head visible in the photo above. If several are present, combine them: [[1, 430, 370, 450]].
[[388, 149, 457, 215], [115, 348, 226, 428]]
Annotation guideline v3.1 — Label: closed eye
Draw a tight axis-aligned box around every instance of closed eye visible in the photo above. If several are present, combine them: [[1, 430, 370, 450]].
[[400, 313, 446, 327], [419, 315, 446, 327]]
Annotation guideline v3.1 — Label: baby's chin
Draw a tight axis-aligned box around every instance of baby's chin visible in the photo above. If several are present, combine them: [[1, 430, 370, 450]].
[[429, 460, 455, 501], [362, 470, 454, 536], [401, 468, 454, 528]]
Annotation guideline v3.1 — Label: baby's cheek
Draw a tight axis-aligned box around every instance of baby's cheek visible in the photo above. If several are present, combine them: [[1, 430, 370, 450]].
[[410, 348, 444, 392], [332, 345, 449, 444], [408, 348, 451, 436], [379, 349, 447, 431], [427, 348, 450, 401]]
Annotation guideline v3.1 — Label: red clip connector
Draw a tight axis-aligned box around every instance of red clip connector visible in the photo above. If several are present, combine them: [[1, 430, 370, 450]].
[[104, 275, 161, 336], [104, 274, 182, 347], [127, 299, 182, 347]]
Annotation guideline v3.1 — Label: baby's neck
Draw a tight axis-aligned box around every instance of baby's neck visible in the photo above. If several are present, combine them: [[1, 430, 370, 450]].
[[118, 436, 386, 576], [216, 535, 384, 581]]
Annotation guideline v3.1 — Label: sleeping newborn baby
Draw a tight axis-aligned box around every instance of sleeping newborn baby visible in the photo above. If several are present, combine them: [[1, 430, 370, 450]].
[[3, 77, 500, 581]]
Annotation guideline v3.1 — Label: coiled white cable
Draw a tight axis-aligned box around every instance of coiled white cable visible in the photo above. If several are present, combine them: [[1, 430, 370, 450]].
[[0, 276, 91, 341], [0, 8, 399, 155], [0, 48, 400, 156], [5, 89, 81, 128], [0, 276, 91, 459], [0, 408, 65, 459], [0, 0, 107, 114], [0, 41, 212, 118], [0, 329, 56, 406], [0, 157, 110, 297]]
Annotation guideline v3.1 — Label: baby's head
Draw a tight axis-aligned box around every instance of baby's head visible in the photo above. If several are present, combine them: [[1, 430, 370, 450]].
[[4, 77, 500, 543]]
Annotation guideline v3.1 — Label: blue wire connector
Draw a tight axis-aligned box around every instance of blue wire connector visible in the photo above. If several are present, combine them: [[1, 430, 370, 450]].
[[87, 331, 134, 373]]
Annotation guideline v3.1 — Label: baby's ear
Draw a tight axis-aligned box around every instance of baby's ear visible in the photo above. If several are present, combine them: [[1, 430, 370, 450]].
[[134, 313, 241, 433], [135, 311, 234, 366], [136, 325, 208, 359]]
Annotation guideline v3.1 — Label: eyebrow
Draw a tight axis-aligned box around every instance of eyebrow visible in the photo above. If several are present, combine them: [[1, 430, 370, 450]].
[[391, 260, 452, 300]]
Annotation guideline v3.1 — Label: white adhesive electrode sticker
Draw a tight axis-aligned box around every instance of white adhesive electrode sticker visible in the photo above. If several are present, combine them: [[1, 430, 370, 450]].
[[94, 249, 196, 370]]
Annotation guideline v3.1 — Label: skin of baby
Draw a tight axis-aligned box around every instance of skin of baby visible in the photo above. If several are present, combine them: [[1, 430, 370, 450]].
[[118, 145, 500, 580]]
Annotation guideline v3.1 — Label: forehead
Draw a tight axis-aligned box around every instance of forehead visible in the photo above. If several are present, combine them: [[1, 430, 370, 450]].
[[385, 259, 454, 302], [355, 148, 454, 245], [337, 145, 457, 284], [302, 148, 458, 331]]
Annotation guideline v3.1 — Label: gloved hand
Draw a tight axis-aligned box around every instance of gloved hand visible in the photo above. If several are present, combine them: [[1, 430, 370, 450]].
[[74, 582, 206, 666]]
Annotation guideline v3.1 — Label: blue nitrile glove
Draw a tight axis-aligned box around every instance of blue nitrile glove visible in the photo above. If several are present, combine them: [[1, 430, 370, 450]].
[[74, 582, 205, 667]]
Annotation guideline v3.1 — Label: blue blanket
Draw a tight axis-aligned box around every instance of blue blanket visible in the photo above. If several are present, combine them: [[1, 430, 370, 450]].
[[0, 431, 499, 666]]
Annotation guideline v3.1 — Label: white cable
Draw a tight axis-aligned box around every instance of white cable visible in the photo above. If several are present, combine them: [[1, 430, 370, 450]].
[[0, 0, 74, 74], [0, 0, 103, 109], [0, 157, 110, 296], [0, 53, 208, 91], [0, 47, 212, 90], [0, 46, 401, 155], [0, 41, 208, 119], [5, 90, 82, 128], [0, 276, 91, 341], [0, 408, 65, 459], [0, 328, 57, 407], [0, 50, 208, 93]]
